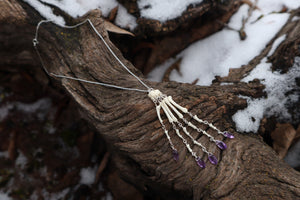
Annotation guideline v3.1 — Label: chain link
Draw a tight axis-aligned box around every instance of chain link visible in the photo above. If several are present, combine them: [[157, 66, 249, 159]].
[[188, 111, 224, 134], [175, 121, 212, 156]]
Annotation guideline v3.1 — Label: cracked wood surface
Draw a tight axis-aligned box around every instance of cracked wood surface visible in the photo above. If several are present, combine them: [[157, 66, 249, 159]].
[[0, 0, 300, 199]]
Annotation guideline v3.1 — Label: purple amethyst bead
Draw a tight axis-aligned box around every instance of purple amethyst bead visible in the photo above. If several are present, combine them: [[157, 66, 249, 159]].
[[216, 140, 227, 150], [223, 131, 234, 139], [172, 150, 179, 161], [196, 158, 206, 169], [208, 154, 218, 165]]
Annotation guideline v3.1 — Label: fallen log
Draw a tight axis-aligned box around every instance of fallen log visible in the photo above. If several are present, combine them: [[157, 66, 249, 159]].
[[1, 0, 299, 199]]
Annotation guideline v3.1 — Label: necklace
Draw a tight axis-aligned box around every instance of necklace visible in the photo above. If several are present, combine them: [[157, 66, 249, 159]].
[[33, 19, 234, 169]]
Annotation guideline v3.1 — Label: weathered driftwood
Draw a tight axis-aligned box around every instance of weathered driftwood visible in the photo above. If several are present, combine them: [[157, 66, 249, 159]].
[[1, 0, 300, 199]]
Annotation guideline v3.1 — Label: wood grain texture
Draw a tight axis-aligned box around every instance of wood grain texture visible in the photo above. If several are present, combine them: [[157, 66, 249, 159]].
[[1, 1, 300, 199]]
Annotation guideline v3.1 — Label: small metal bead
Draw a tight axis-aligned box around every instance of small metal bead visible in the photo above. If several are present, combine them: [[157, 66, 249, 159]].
[[182, 118, 189, 124]]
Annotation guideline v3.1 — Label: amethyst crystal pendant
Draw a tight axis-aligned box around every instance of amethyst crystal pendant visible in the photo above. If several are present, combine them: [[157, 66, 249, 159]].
[[223, 131, 234, 139], [196, 157, 206, 168], [208, 154, 218, 165], [172, 150, 179, 161], [216, 140, 227, 150]]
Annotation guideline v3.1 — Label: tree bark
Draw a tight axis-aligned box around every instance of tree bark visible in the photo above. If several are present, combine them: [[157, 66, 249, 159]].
[[1, 0, 300, 199]]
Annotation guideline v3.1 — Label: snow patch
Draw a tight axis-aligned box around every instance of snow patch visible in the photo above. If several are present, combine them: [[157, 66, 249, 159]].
[[15, 151, 28, 169], [267, 34, 286, 56], [147, 4, 290, 85], [232, 57, 300, 133], [76, 0, 119, 17], [115, 5, 138, 30], [42, 188, 70, 200], [45, 123, 56, 134], [147, 58, 176, 82], [0, 104, 13, 121], [138, 0, 203, 22], [284, 139, 300, 168], [41, 0, 119, 17], [102, 192, 113, 200], [23, 0, 65, 25], [220, 82, 234, 86], [79, 166, 97, 185], [0, 98, 52, 122], [292, 16, 300, 22], [0, 151, 9, 158], [16, 98, 52, 120], [0, 192, 12, 200], [29, 191, 39, 200], [26, 0, 137, 30], [256, 0, 300, 14]]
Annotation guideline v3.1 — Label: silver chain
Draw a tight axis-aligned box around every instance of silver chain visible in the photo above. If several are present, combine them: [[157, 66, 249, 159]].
[[33, 19, 151, 93]]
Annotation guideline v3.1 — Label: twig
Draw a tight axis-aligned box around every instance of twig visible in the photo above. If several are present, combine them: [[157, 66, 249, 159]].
[[239, 0, 259, 40], [94, 152, 110, 184], [218, 0, 259, 40], [162, 58, 182, 82]]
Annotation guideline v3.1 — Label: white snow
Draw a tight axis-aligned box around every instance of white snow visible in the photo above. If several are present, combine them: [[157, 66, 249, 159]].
[[16, 98, 51, 116], [28, 0, 300, 26], [267, 34, 286, 56], [29, 191, 39, 200], [256, 0, 300, 14], [292, 16, 300, 22], [79, 166, 97, 185], [115, 5, 138, 30], [23, 0, 65, 25], [138, 0, 203, 22], [284, 139, 300, 168], [45, 123, 56, 134], [147, 58, 176, 82], [137, 0, 300, 22], [102, 192, 113, 200], [25, 0, 137, 30], [15, 151, 28, 169], [41, 0, 86, 17], [232, 57, 300, 132], [0, 104, 13, 121], [148, 4, 290, 85], [0, 151, 9, 158], [146, 0, 300, 134], [0, 98, 52, 122], [0, 192, 12, 200], [40, 0, 118, 17], [76, 0, 119, 17], [42, 188, 70, 200]]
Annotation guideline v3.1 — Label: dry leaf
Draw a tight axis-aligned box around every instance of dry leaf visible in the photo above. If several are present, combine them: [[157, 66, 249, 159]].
[[279, 5, 288, 13], [94, 152, 110, 184], [271, 123, 296, 159], [162, 58, 182, 82], [191, 78, 199, 85], [238, 29, 247, 40], [108, 6, 119, 22], [104, 20, 135, 37], [8, 130, 17, 161]]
